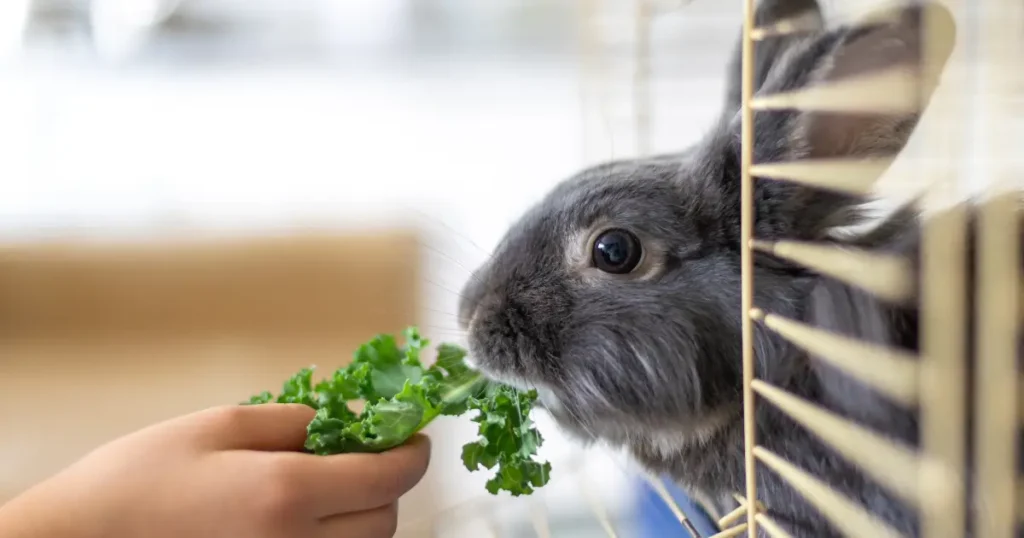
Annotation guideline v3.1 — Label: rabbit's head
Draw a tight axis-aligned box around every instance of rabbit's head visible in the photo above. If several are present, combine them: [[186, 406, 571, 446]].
[[457, 0, 955, 453]]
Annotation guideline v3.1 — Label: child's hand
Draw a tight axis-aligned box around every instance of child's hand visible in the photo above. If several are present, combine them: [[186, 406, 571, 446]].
[[0, 403, 430, 538]]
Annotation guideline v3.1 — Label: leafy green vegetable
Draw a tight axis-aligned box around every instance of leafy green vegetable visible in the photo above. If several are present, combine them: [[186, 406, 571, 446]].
[[461, 384, 552, 496], [245, 327, 551, 496]]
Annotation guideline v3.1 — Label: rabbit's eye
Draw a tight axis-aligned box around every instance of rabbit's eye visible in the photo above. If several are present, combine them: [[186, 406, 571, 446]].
[[591, 229, 642, 274]]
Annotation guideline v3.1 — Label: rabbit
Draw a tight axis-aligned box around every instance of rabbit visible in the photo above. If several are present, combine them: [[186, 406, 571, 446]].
[[453, 0, 992, 536]]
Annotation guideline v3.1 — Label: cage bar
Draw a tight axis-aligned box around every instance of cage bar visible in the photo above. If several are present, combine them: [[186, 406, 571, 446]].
[[751, 240, 914, 303], [752, 379, 922, 505], [754, 514, 795, 538], [753, 447, 904, 538], [918, 113, 971, 538], [749, 158, 895, 196], [642, 473, 701, 537], [973, 190, 1020, 536], [971, 0, 1023, 534], [739, 0, 759, 535], [751, 67, 923, 113], [749, 309, 919, 406], [709, 523, 748, 538], [917, 0, 970, 535], [717, 502, 748, 529]]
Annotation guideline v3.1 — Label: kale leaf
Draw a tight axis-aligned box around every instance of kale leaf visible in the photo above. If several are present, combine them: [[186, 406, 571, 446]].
[[460, 384, 552, 496], [245, 327, 551, 496]]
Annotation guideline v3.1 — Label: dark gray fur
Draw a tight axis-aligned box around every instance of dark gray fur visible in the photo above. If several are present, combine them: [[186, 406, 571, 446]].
[[454, 2, 1017, 537]]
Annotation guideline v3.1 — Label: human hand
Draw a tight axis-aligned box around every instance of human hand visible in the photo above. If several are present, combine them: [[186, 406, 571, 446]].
[[0, 403, 431, 538]]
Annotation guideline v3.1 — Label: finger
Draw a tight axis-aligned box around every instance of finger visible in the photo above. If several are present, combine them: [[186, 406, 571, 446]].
[[194, 403, 316, 451], [288, 434, 431, 516], [316, 503, 399, 538]]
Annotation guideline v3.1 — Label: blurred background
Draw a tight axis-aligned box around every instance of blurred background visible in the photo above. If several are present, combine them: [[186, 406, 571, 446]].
[[0, 0, 958, 536]]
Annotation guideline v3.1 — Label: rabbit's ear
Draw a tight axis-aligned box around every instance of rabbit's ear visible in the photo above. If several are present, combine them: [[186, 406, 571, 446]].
[[721, 0, 825, 116], [715, 2, 959, 241], [753, 1, 957, 163]]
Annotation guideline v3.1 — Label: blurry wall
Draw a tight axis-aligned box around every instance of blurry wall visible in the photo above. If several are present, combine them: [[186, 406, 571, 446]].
[[0, 231, 426, 507]]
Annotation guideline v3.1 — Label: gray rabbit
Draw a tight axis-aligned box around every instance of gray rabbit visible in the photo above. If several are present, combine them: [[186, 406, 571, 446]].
[[456, 1, 1015, 537]]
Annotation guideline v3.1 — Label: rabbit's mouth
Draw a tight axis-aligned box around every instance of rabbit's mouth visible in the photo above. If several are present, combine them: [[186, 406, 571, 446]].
[[465, 352, 534, 388], [464, 353, 556, 413]]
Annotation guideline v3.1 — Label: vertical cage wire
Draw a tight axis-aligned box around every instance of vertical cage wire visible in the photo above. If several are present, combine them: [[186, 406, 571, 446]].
[[918, 1, 969, 536], [972, 0, 1023, 536], [738, 0, 758, 535]]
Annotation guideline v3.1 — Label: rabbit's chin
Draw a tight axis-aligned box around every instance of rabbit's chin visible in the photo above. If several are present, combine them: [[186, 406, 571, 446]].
[[544, 399, 740, 462]]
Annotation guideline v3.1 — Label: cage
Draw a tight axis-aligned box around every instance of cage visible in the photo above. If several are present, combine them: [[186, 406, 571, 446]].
[[397, 0, 1024, 536]]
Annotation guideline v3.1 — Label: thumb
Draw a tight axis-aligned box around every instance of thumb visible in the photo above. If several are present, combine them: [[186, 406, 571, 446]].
[[193, 403, 317, 452]]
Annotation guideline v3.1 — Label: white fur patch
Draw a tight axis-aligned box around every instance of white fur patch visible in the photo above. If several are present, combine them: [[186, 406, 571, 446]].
[[535, 385, 564, 413], [825, 195, 904, 239], [637, 406, 738, 459]]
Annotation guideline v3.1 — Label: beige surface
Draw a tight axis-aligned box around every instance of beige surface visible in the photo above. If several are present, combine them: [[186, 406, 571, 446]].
[[0, 230, 436, 536]]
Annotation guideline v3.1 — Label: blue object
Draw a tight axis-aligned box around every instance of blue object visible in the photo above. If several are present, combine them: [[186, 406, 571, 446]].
[[633, 475, 720, 538]]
